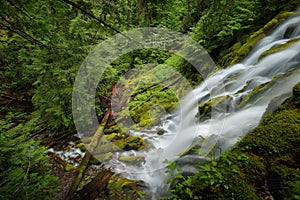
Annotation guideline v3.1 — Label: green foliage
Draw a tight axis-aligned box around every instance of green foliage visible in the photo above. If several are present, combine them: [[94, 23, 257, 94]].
[[1, 1, 298, 198], [191, 0, 290, 62], [0, 112, 58, 199], [169, 155, 260, 200]]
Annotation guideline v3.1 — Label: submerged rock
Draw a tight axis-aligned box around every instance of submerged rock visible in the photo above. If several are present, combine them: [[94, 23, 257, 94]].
[[157, 128, 166, 135]]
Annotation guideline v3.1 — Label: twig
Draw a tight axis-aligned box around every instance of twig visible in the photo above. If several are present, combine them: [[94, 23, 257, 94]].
[[14, 147, 31, 196]]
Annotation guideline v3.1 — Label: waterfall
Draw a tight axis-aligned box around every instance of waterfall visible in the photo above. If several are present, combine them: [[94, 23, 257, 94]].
[[104, 14, 300, 199]]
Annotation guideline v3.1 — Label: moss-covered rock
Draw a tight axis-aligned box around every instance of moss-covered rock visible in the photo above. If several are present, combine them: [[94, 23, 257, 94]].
[[177, 136, 205, 157], [80, 136, 92, 144], [197, 95, 230, 121], [93, 152, 113, 162], [237, 74, 287, 109], [104, 125, 123, 134], [157, 128, 166, 135], [105, 133, 120, 141], [119, 156, 145, 164], [94, 135, 146, 155], [107, 174, 144, 200], [259, 38, 300, 61], [114, 136, 147, 151], [76, 143, 87, 151]]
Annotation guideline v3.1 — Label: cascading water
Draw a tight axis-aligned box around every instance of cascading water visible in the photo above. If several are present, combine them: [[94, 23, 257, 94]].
[[105, 14, 300, 199]]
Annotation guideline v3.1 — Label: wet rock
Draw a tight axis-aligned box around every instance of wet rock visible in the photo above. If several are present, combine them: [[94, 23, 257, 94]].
[[93, 152, 113, 162], [119, 156, 145, 164], [157, 128, 166, 135], [175, 155, 206, 166]]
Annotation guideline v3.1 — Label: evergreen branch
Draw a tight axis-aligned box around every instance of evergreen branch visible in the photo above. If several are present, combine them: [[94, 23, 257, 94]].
[[0, 19, 50, 49], [60, 0, 132, 40], [0, 92, 31, 102], [14, 147, 31, 197], [6, 0, 32, 19]]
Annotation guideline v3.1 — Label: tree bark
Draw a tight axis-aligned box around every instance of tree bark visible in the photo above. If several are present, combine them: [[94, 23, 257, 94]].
[[73, 169, 113, 200]]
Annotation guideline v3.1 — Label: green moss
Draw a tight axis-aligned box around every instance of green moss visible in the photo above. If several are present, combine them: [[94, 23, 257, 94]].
[[76, 143, 87, 151], [237, 74, 287, 109], [291, 82, 300, 107], [197, 95, 230, 121], [237, 82, 270, 109], [106, 133, 119, 141], [107, 174, 144, 199], [114, 136, 147, 151], [104, 125, 122, 134], [177, 136, 205, 156], [259, 38, 300, 60], [138, 118, 152, 127], [65, 163, 76, 172]]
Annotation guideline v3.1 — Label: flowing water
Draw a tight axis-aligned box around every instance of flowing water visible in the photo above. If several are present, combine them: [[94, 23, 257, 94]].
[[104, 14, 300, 198]]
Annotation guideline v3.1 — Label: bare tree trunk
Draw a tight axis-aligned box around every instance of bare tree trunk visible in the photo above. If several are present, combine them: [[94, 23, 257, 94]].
[[127, 0, 131, 28]]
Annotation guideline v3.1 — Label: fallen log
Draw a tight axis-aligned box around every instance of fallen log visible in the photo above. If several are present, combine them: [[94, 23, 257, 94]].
[[65, 109, 111, 200]]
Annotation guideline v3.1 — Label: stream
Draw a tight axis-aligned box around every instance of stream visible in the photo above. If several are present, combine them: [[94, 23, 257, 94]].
[[104, 14, 300, 199]]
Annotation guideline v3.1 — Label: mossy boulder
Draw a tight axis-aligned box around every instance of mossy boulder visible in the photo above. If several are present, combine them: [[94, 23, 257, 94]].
[[76, 143, 87, 151], [93, 136, 146, 155], [237, 74, 287, 109], [104, 125, 124, 135], [80, 136, 92, 144], [197, 95, 230, 121], [177, 136, 205, 157], [114, 136, 147, 151]]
